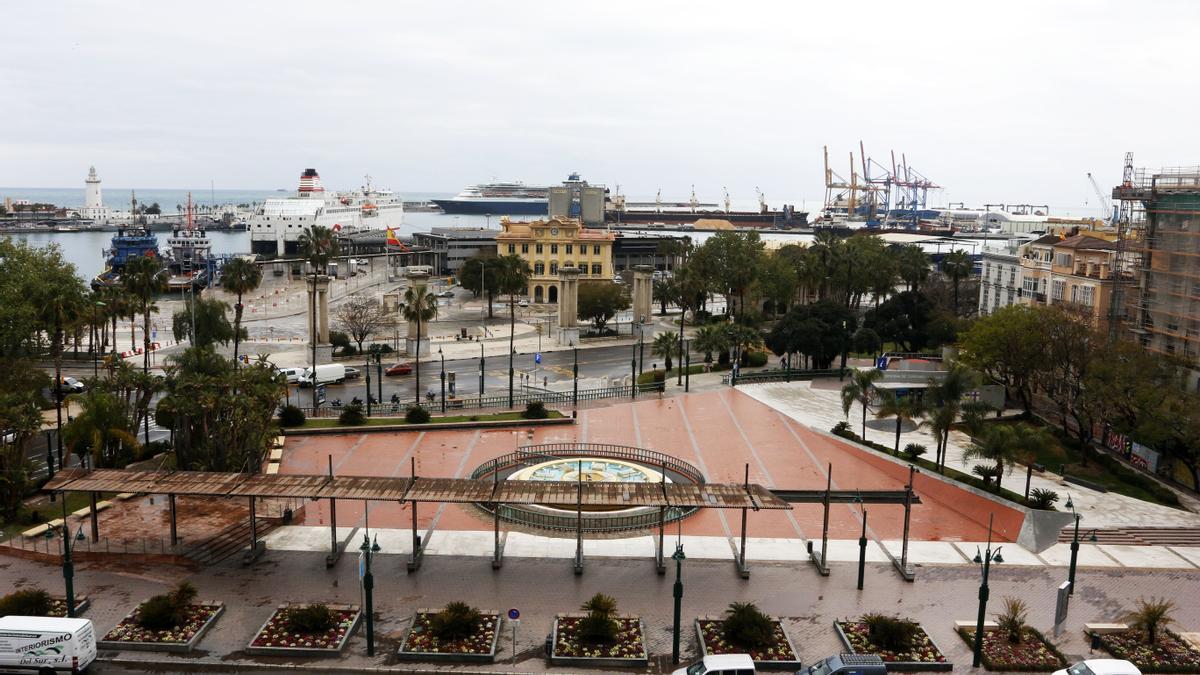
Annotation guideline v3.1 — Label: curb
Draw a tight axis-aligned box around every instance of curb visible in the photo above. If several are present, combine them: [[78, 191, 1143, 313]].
[[283, 416, 573, 436], [96, 657, 545, 675]]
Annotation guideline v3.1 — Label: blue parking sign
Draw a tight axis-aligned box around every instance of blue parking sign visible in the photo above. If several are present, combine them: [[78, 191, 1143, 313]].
[[534, 353, 542, 364]]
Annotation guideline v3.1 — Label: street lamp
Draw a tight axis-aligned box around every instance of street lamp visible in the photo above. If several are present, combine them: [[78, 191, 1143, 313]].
[[364, 354, 372, 417], [508, 347, 515, 409], [93, 300, 105, 379], [359, 532, 381, 656], [439, 347, 446, 414], [855, 494, 868, 590], [971, 513, 1004, 667], [571, 341, 578, 410], [670, 541, 686, 664], [44, 497, 76, 617], [478, 341, 485, 397], [1064, 494, 1098, 596]]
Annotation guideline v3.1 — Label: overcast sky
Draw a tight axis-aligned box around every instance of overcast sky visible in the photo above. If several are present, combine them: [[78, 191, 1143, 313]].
[[2, 1, 1196, 213]]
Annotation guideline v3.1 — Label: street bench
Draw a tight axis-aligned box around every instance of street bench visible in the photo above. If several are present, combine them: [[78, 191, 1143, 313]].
[[956, 620, 999, 631], [70, 501, 112, 518], [265, 462, 280, 475], [1084, 623, 1129, 635], [268, 448, 283, 461]]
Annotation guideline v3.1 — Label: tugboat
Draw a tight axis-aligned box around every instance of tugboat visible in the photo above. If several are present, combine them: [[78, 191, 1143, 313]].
[[163, 193, 212, 292], [91, 192, 161, 290]]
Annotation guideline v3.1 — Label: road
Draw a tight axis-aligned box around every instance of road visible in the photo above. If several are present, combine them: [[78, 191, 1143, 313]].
[[290, 341, 685, 407]]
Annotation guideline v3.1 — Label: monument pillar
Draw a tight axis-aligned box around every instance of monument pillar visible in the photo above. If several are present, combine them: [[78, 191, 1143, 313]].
[[306, 275, 333, 364], [405, 269, 431, 358], [557, 266, 581, 346], [631, 265, 654, 338]]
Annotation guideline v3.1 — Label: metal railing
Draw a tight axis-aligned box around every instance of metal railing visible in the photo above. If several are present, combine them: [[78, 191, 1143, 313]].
[[291, 383, 654, 418], [722, 368, 845, 385], [3, 535, 187, 557], [472, 442, 706, 485]]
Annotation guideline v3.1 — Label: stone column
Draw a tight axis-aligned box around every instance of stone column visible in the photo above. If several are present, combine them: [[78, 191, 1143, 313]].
[[306, 275, 333, 364], [557, 266, 581, 346], [405, 268, 431, 358], [632, 264, 654, 338]]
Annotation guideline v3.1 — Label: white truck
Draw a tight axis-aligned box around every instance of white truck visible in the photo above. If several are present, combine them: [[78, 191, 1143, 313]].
[[0, 616, 96, 673], [298, 363, 346, 388]]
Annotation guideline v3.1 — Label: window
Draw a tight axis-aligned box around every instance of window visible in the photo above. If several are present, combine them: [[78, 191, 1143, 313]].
[[1072, 285, 1095, 307], [550, 244, 558, 254], [566, 244, 573, 254], [1055, 252, 1073, 267], [593, 245, 600, 255], [507, 244, 515, 254], [534, 261, 545, 274], [592, 263, 602, 275], [1051, 279, 1065, 301], [549, 262, 558, 275], [535, 243, 543, 254], [521, 243, 528, 253], [578, 265, 586, 276]]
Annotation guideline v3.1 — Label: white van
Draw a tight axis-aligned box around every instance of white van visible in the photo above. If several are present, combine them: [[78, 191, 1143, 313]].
[[298, 364, 346, 387], [276, 367, 304, 384], [672, 653, 755, 675], [0, 616, 96, 673]]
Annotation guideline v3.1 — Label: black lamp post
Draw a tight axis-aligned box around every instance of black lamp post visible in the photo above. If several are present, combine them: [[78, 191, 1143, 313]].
[[364, 356, 372, 416], [439, 347, 446, 414], [93, 300, 105, 379], [478, 342, 485, 397], [855, 495, 868, 590], [631, 341, 637, 400], [670, 541, 686, 665], [359, 532, 381, 656], [638, 317, 646, 376], [971, 513, 1004, 667], [1064, 494, 1097, 596], [508, 347, 515, 409], [46, 497, 76, 617], [571, 341, 578, 409], [684, 339, 691, 392]]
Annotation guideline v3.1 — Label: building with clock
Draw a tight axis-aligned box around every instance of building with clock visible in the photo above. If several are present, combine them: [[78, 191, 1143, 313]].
[[495, 216, 615, 304]]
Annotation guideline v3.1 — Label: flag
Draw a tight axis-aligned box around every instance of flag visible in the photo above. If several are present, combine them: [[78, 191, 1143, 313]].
[[386, 227, 402, 247]]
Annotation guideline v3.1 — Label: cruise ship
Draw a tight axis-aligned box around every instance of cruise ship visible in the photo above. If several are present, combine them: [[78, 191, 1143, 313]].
[[248, 169, 405, 256], [433, 174, 595, 215]]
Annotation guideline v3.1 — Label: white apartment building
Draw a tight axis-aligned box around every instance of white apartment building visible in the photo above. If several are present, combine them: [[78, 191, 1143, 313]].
[[977, 237, 1030, 315]]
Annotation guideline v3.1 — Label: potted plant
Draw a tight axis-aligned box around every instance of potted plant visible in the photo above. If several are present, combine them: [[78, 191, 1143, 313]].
[[696, 602, 800, 668], [98, 581, 223, 652], [551, 593, 648, 667], [400, 602, 501, 662]]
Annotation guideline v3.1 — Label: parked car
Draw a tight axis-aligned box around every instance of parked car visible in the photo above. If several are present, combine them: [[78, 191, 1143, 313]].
[[276, 367, 304, 384], [57, 376, 86, 394], [1054, 660, 1142, 675], [804, 653, 887, 675], [343, 367, 361, 379], [517, 299, 530, 308], [385, 362, 413, 376], [672, 653, 755, 675], [437, 289, 454, 298]]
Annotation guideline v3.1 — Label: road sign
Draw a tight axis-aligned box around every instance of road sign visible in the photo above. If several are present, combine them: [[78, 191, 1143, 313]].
[[358, 551, 365, 579], [317, 384, 327, 406], [534, 353, 542, 365], [507, 608, 520, 620]]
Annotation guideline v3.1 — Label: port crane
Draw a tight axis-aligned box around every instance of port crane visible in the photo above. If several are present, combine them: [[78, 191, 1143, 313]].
[[1087, 172, 1116, 227]]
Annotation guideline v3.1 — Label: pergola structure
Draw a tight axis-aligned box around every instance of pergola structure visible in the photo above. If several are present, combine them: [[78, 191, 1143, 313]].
[[43, 461, 923, 579]]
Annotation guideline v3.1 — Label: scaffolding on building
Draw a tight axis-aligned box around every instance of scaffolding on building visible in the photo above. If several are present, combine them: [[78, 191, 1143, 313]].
[[1112, 155, 1200, 364]]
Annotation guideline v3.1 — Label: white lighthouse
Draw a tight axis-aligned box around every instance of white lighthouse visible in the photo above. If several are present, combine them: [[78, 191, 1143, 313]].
[[82, 166, 110, 220]]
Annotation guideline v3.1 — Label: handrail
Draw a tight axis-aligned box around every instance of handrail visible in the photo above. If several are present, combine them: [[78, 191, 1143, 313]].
[[471, 442, 705, 485]]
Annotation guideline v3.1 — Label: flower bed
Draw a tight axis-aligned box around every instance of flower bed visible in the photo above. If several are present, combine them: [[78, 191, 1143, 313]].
[[697, 617, 802, 670], [836, 620, 952, 672], [47, 596, 91, 617], [1096, 630, 1200, 673], [245, 603, 361, 657], [398, 609, 501, 663], [550, 614, 648, 667], [97, 601, 224, 653], [956, 627, 1066, 671]]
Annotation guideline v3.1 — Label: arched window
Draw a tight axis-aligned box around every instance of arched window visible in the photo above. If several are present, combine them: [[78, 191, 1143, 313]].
[[534, 261, 545, 275], [549, 262, 558, 275], [548, 285, 558, 303], [534, 285, 544, 303]]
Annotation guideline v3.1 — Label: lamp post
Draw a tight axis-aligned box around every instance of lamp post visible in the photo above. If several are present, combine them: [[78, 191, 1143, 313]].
[[971, 513, 1004, 668], [670, 542, 686, 665], [359, 532, 381, 656], [364, 356, 372, 416], [508, 347, 515, 409], [478, 341, 485, 397], [571, 341, 578, 409], [855, 495, 868, 590], [93, 300, 105, 379], [45, 497, 76, 617], [439, 347, 446, 414], [631, 342, 637, 400], [684, 340, 691, 392], [840, 319, 849, 380], [1064, 494, 1097, 596], [638, 317, 646, 376], [375, 351, 383, 404]]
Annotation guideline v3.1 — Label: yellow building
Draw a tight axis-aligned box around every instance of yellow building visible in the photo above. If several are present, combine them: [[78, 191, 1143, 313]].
[[495, 216, 615, 304]]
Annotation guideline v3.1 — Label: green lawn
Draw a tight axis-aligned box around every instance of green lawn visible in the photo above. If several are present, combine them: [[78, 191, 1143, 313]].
[[2, 491, 113, 541], [298, 410, 565, 429], [966, 420, 1181, 509]]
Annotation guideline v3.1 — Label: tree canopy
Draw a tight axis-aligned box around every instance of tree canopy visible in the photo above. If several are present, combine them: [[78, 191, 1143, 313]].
[[578, 282, 630, 331]]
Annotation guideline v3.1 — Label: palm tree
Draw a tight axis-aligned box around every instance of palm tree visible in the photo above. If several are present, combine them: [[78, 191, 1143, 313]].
[[995, 597, 1029, 644], [874, 390, 925, 455], [941, 249, 973, 314], [36, 283, 86, 457], [651, 331, 680, 372], [841, 368, 883, 440], [398, 283, 438, 405], [219, 257, 263, 365], [693, 324, 727, 366], [962, 422, 1051, 493], [121, 255, 165, 375], [61, 390, 140, 469], [493, 254, 531, 408], [1124, 598, 1176, 645], [922, 365, 977, 472], [298, 225, 339, 408], [897, 245, 929, 292]]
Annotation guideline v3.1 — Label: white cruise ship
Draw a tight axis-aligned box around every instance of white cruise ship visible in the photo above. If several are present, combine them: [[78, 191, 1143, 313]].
[[248, 168, 405, 256]]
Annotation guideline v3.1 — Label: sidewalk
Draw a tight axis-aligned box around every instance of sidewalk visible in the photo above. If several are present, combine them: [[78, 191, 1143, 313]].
[[737, 380, 1200, 530], [5, 546, 1198, 673]]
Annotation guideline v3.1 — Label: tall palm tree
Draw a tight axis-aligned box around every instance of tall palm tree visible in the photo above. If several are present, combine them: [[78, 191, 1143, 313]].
[[962, 422, 1051, 493], [922, 364, 977, 472], [651, 331, 680, 372], [841, 368, 883, 439], [219, 257, 263, 365], [493, 254, 531, 407], [693, 323, 727, 365], [398, 283, 438, 405], [897, 245, 930, 292], [61, 390, 140, 468], [121, 255, 165, 375], [36, 283, 86, 458], [941, 249, 973, 314], [298, 225, 339, 408], [874, 390, 926, 455]]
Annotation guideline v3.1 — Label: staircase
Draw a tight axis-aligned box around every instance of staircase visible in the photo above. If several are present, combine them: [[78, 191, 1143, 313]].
[[1058, 527, 1200, 547], [182, 518, 280, 566]]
